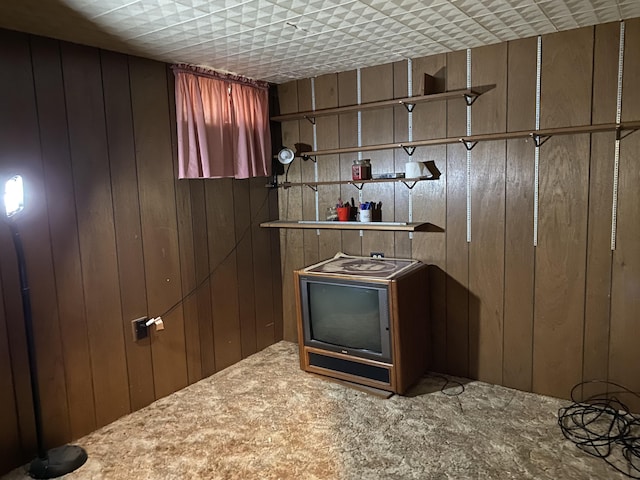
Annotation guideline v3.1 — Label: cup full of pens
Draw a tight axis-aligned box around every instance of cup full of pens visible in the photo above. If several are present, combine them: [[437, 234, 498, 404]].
[[359, 201, 381, 222], [335, 198, 354, 221]]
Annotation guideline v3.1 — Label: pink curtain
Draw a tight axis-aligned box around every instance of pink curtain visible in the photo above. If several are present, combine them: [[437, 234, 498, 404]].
[[173, 66, 271, 179]]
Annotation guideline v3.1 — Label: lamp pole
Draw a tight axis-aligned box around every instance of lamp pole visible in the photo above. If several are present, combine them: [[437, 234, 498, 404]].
[[8, 221, 47, 460], [4, 175, 87, 478]]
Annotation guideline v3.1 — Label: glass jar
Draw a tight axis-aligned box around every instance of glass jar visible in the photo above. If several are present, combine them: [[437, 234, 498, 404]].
[[352, 159, 371, 181]]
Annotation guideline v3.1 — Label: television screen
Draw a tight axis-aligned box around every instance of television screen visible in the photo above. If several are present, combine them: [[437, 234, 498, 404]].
[[308, 282, 382, 353]]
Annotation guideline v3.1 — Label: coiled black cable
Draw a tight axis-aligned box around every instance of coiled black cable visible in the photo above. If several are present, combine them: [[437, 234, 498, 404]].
[[558, 380, 640, 478]]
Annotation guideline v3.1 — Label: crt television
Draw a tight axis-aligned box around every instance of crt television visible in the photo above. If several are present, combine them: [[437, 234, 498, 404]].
[[299, 276, 392, 363], [294, 254, 429, 394]]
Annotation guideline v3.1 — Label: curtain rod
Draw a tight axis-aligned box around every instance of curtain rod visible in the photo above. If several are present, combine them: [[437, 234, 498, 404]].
[[171, 63, 270, 90]]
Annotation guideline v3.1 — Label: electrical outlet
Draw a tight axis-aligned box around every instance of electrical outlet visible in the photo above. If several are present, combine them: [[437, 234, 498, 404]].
[[131, 317, 149, 341], [370, 252, 384, 258]]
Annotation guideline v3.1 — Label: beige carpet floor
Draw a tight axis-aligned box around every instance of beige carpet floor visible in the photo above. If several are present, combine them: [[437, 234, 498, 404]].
[[1, 341, 633, 479]]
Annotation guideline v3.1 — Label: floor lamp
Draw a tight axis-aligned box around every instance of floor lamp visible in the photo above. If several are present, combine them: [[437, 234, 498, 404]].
[[4, 175, 87, 478]]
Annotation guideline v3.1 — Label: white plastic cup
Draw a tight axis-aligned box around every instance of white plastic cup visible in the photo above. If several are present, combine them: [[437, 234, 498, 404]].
[[359, 209, 372, 222], [405, 161, 425, 178]]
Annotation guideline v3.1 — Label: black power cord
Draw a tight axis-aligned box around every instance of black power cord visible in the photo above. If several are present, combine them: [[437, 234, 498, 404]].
[[558, 380, 640, 478], [158, 184, 273, 320]]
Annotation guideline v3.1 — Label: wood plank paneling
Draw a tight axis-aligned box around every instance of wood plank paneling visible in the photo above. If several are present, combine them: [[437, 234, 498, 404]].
[[506, 37, 537, 133], [30, 36, 97, 440], [1, 29, 282, 474], [314, 73, 341, 261], [533, 28, 593, 399], [206, 179, 242, 370], [167, 68, 202, 385], [410, 54, 448, 372], [129, 57, 188, 397], [297, 79, 319, 267], [234, 179, 258, 358], [582, 22, 620, 398], [101, 50, 155, 410], [190, 180, 215, 377], [0, 276, 21, 471], [392, 60, 411, 260], [610, 17, 640, 412], [503, 36, 537, 392], [0, 30, 42, 455], [278, 80, 304, 342], [361, 64, 396, 258], [445, 49, 469, 377], [337, 71, 361, 256], [468, 44, 507, 385], [250, 177, 277, 351], [62, 42, 130, 427], [503, 139, 535, 391], [29, 35, 75, 449]]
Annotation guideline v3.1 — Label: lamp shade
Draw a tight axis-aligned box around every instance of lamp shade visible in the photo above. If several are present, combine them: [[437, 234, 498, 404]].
[[4, 175, 24, 218], [277, 147, 295, 165]]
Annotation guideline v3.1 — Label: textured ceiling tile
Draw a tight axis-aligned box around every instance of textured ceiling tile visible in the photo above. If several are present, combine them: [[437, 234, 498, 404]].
[[0, 0, 637, 83]]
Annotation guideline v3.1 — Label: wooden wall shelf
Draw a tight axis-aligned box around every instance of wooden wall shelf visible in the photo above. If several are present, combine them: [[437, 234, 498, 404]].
[[270, 176, 436, 191], [270, 88, 481, 123], [260, 220, 434, 232], [299, 121, 640, 157]]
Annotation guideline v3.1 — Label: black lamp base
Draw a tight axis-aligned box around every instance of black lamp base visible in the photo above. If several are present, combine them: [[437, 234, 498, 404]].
[[29, 445, 88, 479]]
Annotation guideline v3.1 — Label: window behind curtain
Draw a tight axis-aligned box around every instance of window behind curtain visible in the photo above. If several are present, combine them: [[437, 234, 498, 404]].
[[173, 65, 271, 179]]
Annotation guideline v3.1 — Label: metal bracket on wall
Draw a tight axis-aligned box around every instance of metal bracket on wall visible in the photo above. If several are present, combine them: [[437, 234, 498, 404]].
[[303, 115, 316, 125], [400, 180, 420, 190], [304, 184, 318, 192], [402, 145, 416, 156], [531, 133, 551, 147], [402, 102, 416, 113], [618, 126, 638, 140], [464, 93, 479, 106], [349, 182, 365, 191], [460, 139, 478, 151]]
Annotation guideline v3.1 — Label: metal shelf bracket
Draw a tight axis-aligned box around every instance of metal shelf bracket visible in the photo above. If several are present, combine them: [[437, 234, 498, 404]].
[[402, 146, 416, 156], [460, 139, 478, 151], [464, 93, 479, 106], [531, 133, 551, 147], [400, 180, 419, 190], [402, 102, 416, 113]]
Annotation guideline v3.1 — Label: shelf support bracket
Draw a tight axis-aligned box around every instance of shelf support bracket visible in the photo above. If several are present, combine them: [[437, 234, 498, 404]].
[[402, 102, 416, 113], [460, 139, 477, 151], [303, 115, 316, 125], [301, 155, 317, 163], [619, 126, 638, 140], [400, 180, 419, 190], [402, 146, 416, 156], [464, 93, 479, 106], [304, 184, 318, 192], [348, 182, 365, 191], [531, 133, 551, 147]]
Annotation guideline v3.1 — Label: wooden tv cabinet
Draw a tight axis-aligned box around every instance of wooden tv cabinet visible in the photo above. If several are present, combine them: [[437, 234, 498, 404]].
[[294, 255, 429, 395]]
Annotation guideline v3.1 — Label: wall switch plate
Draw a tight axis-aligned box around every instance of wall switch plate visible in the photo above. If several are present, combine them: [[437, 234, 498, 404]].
[[131, 317, 149, 341]]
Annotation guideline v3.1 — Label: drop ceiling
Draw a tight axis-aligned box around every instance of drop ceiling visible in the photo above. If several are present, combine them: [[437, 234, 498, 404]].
[[1, 0, 638, 84]]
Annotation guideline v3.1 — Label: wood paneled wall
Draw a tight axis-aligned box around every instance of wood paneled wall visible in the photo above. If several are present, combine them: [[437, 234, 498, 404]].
[[276, 20, 640, 408], [0, 29, 282, 474]]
